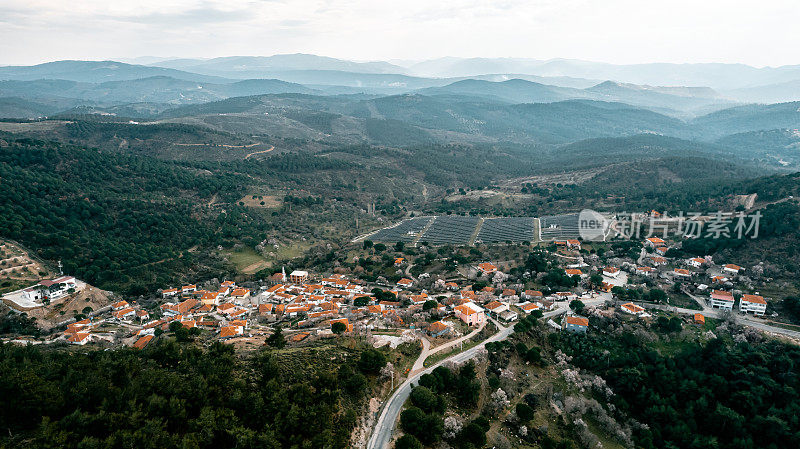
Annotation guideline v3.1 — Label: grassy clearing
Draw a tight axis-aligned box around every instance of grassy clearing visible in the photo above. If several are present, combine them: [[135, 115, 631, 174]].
[[224, 247, 269, 274]]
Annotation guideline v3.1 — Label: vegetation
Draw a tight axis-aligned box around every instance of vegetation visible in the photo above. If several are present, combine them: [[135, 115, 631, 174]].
[[0, 340, 370, 449]]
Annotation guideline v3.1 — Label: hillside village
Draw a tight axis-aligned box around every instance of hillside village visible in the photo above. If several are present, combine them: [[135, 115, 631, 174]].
[[4, 213, 792, 352]]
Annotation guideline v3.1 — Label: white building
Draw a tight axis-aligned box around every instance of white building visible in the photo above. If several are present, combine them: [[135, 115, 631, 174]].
[[709, 290, 734, 310], [22, 276, 77, 303], [740, 294, 767, 316]]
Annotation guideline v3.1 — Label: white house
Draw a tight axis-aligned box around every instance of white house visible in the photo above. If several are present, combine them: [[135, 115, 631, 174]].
[[603, 267, 621, 278], [723, 264, 744, 275], [740, 294, 766, 316], [22, 276, 77, 303], [686, 257, 706, 268], [645, 237, 666, 247], [709, 290, 734, 310]]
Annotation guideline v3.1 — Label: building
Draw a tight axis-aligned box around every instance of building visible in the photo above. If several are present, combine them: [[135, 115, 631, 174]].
[[289, 270, 309, 284], [522, 290, 543, 300], [427, 320, 451, 337], [519, 302, 540, 314], [484, 300, 509, 315], [564, 316, 589, 333], [477, 262, 498, 275], [694, 313, 706, 325], [636, 266, 655, 277], [740, 294, 767, 316], [455, 302, 486, 326], [673, 268, 691, 278], [566, 239, 581, 249], [133, 334, 154, 350], [645, 237, 665, 247], [68, 332, 91, 345], [723, 264, 744, 275], [603, 267, 621, 278], [709, 290, 734, 310], [22, 276, 78, 303], [687, 257, 706, 268], [397, 278, 413, 288], [620, 302, 646, 316], [498, 310, 518, 322], [394, 257, 404, 266], [565, 269, 583, 277]]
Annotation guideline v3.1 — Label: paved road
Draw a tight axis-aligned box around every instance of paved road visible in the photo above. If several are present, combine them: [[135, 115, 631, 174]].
[[410, 321, 486, 373], [367, 308, 570, 449]]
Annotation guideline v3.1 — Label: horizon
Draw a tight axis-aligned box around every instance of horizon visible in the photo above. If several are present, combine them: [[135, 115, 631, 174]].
[[3, 53, 799, 70], [1, 0, 798, 67]]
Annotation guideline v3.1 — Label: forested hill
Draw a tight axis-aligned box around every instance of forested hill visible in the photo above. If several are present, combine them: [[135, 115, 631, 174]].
[[0, 137, 256, 294]]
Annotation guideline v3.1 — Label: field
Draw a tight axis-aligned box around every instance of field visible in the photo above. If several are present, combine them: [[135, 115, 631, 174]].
[[366, 213, 580, 245], [223, 247, 270, 274], [237, 193, 282, 208], [0, 239, 50, 294]]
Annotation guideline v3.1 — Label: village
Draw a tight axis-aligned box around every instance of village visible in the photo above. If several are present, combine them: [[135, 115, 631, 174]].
[[3, 222, 789, 353]]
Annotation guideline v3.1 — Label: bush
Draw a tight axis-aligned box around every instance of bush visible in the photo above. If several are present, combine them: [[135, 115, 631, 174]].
[[394, 434, 422, 449], [358, 348, 387, 374], [516, 402, 534, 422]]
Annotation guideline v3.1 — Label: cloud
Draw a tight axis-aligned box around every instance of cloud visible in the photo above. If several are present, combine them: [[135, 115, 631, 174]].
[[0, 0, 798, 67]]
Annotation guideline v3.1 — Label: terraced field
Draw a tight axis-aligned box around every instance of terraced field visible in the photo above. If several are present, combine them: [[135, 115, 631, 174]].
[[539, 213, 581, 241], [475, 217, 536, 243]]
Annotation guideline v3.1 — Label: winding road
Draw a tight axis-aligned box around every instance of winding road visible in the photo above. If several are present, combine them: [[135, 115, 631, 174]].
[[367, 305, 577, 449]]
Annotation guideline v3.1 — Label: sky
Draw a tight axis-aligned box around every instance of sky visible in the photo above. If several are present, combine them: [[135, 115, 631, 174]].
[[1, 0, 798, 67]]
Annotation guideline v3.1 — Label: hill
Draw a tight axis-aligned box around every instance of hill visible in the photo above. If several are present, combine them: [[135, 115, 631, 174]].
[[151, 53, 407, 76], [0, 60, 228, 83], [692, 102, 800, 138]]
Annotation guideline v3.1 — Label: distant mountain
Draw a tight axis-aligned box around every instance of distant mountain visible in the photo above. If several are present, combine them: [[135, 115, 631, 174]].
[[0, 97, 65, 118], [151, 54, 407, 76], [408, 57, 800, 91], [692, 102, 800, 139], [724, 79, 800, 104], [716, 129, 800, 168], [0, 76, 318, 110], [555, 134, 729, 166], [416, 78, 734, 118], [417, 79, 583, 103], [0, 60, 228, 83]]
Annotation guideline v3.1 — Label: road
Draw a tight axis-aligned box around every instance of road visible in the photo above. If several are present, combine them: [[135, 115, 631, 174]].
[[367, 307, 572, 449], [668, 289, 800, 339]]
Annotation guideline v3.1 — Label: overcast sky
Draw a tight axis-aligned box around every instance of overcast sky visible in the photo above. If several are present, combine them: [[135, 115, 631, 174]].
[[1, 0, 798, 67]]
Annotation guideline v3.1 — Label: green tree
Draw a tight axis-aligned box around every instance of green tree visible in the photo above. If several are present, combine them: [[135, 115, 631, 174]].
[[266, 326, 286, 349], [394, 434, 422, 449], [358, 349, 387, 374], [332, 321, 347, 335], [569, 299, 585, 314]]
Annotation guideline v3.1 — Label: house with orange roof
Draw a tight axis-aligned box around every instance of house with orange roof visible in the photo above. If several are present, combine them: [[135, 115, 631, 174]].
[[603, 267, 621, 278], [219, 326, 243, 339], [522, 290, 543, 300], [519, 302, 540, 313], [162, 288, 179, 298], [740, 294, 766, 316], [620, 302, 646, 316], [111, 300, 129, 310], [181, 284, 197, 294], [427, 320, 451, 337], [687, 257, 706, 268], [566, 239, 581, 249], [484, 300, 509, 315], [694, 313, 706, 325], [723, 264, 744, 275], [397, 278, 413, 288], [445, 282, 459, 290], [636, 266, 655, 276], [230, 288, 251, 300], [201, 291, 220, 305], [136, 309, 150, 321], [565, 269, 584, 277], [112, 307, 136, 321], [460, 290, 476, 301], [648, 256, 667, 266], [394, 257, 405, 266], [455, 302, 486, 326], [133, 334, 153, 350], [564, 316, 589, 333], [499, 289, 517, 300], [68, 332, 91, 345], [710, 290, 734, 310], [477, 262, 498, 275], [599, 282, 614, 293], [645, 237, 665, 247], [673, 268, 691, 278], [258, 303, 274, 315]]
